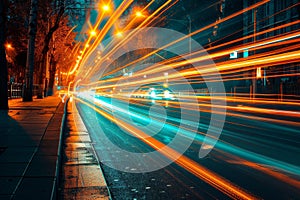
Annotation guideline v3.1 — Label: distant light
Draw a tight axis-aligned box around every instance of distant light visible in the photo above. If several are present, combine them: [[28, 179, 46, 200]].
[[90, 30, 97, 36], [150, 90, 156, 98], [230, 51, 238, 59], [57, 86, 61, 90], [256, 67, 262, 78], [136, 11, 143, 17], [243, 49, 249, 58], [85, 44, 90, 48], [102, 5, 110, 11], [164, 90, 170, 99], [6, 44, 12, 49], [116, 31, 123, 38]]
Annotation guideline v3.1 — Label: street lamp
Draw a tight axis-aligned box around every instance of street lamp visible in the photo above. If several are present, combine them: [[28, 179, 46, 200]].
[[102, 5, 110, 12], [116, 31, 123, 38], [5, 43, 12, 50], [135, 11, 145, 18], [252, 8, 257, 99], [90, 30, 97, 37]]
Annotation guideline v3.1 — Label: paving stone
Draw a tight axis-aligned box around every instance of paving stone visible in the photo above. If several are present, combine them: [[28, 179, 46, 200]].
[[0, 147, 36, 163], [0, 177, 20, 195], [13, 177, 55, 200], [0, 195, 12, 200], [0, 135, 41, 147], [43, 131, 61, 141], [0, 163, 27, 176], [25, 155, 57, 177]]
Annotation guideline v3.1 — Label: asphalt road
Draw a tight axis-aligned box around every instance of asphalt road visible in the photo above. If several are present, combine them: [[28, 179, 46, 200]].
[[75, 96, 300, 200]]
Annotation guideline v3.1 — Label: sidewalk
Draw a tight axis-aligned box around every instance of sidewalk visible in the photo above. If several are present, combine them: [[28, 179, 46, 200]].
[[0, 96, 65, 199], [0, 96, 110, 200]]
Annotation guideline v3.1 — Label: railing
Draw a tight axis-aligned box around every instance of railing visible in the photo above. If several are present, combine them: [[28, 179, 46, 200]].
[[231, 86, 251, 98], [232, 83, 300, 100], [7, 83, 39, 99]]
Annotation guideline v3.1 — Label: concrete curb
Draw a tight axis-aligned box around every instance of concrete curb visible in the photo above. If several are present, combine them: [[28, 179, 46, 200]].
[[72, 99, 112, 199], [50, 99, 68, 200], [60, 99, 112, 200]]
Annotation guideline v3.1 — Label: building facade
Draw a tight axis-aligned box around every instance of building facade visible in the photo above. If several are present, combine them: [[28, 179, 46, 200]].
[[243, 0, 300, 98]]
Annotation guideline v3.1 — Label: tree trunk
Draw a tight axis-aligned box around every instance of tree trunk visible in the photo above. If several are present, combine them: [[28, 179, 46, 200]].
[[0, 0, 8, 110], [47, 55, 56, 96], [37, 52, 46, 98], [23, 0, 38, 102]]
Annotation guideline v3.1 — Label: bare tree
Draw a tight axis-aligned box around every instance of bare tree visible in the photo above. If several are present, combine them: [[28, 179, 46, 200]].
[[47, 17, 76, 95], [36, 0, 66, 98], [0, 0, 8, 110]]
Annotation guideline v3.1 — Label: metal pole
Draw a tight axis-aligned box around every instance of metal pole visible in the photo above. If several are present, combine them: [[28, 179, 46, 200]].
[[252, 9, 257, 100], [187, 15, 191, 58]]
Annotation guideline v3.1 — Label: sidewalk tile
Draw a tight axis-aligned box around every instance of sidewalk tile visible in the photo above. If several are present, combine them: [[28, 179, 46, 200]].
[[43, 131, 61, 141], [25, 155, 57, 177], [0, 135, 42, 147], [0, 177, 20, 195], [13, 177, 55, 200], [0, 163, 27, 176], [0, 147, 36, 163], [0, 195, 12, 200]]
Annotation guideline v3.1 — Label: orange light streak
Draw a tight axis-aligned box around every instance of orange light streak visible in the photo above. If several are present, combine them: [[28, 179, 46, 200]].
[[75, 97, 258, 200], [70, 0, 133, 75], [98, 0, 270, 78], [79, 0, 174, 82]]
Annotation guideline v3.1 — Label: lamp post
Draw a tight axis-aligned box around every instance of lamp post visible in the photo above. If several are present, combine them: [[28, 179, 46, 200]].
[[252, 8, 257, 100]]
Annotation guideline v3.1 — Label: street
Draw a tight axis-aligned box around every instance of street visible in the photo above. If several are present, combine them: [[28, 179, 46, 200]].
[[74, 95, 300, 199]]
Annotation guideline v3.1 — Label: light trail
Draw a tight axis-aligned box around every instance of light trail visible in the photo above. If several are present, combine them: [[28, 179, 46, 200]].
[[76, 0, 270, 83], [75, 97, 258, 200], [69, 0, 134, 75], [99, 20, 299, 80], [70, 1, 300, 198], [78, 30, 299, 92], [75, 91, 300, 174], [79, 0, 171, 81], [215, 153, 300, 190]]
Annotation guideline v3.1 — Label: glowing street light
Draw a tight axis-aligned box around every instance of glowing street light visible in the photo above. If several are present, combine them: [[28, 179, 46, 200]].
[[102, 5, 110, 12], [90, 30, 97, 37], [5, 43, 12, 49], [135, 11, 144, 18], [116, 31, 123, 38]]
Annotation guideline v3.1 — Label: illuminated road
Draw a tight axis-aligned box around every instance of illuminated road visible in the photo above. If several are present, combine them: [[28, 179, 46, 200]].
[[74, 96, 300, 199], [66, 1, 300, 199]]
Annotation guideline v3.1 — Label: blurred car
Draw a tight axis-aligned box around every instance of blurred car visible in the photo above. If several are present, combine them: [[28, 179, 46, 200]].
[[131, 84, 177, 101]]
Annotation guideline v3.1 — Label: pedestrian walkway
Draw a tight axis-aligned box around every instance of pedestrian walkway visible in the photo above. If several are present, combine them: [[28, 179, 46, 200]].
[[59, 100, 111, 200], [0, 96, 65, 200]]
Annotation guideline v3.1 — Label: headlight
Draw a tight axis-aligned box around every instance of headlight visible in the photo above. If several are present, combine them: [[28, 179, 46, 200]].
[[164, 90, 170, 99], [150, 90, 156, 98]]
